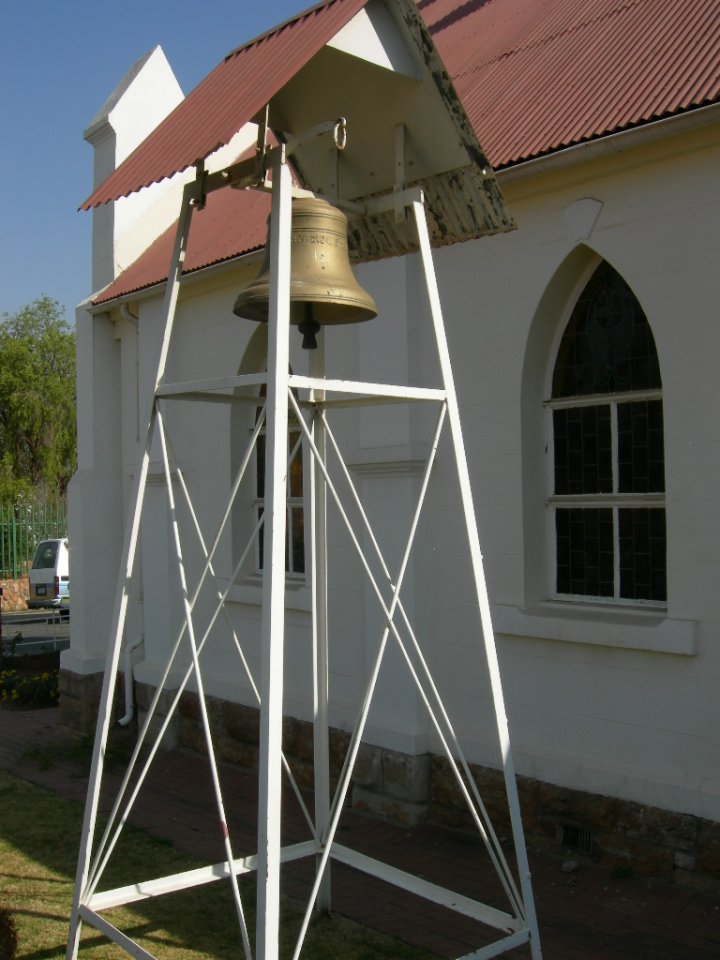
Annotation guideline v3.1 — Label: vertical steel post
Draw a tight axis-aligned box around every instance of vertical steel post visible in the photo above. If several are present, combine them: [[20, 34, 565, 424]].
[[256, 151, 292, 960], [66, 180, 197, 960], [309, 334, 331, 913], [411, 197, 542, 959]]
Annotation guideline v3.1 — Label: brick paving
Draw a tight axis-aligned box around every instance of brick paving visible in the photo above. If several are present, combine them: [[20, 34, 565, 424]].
[[1, 706, 719, 958]]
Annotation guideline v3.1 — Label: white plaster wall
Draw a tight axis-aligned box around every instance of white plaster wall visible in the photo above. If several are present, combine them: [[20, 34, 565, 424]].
[[71, 112, 720, 823], [351, 257, 429, 753], [63, 307, 124, 674], [112, 253, 430, 747], [415, 122, 720, 820], [85, 46, 185, 290]]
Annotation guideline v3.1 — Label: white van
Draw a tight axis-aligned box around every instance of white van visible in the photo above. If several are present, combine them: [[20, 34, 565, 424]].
[[28, 538, 70, 610]]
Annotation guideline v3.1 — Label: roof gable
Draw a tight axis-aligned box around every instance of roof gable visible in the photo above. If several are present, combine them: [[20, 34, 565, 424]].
[[82, 0, 369, 209]]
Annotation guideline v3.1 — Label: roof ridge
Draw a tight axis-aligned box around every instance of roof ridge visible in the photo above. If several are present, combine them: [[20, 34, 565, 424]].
[[223, 0, 339, 62]]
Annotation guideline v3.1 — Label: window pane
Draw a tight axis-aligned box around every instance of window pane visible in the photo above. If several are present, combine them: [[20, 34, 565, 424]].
[[257, 507, 264, 570], [289, 429, 303, 498], [290, 507, 305, 574], [256, 433, 265, 498], [553, 406, 612, 494], [552, 262, 661, 398], [556, 508, 614, 597], [32, 541, 58, 569], [619, 509, 666, 601], [618, 400, 665, 493]]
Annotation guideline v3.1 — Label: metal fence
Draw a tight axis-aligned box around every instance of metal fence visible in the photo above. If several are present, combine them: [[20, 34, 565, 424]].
[[0, 501, 68, 579]]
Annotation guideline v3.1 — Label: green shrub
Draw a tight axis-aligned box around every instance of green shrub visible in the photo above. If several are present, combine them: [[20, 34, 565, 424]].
[[0, 669, 58, 707]]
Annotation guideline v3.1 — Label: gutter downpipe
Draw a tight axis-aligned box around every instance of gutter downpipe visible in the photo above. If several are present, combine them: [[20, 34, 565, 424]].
[[120, 303, 139, 326], [117, 300, 143, 729], [118, 634, 144, 727]]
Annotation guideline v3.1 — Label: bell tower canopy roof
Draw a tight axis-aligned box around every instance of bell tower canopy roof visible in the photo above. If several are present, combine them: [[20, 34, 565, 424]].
[[81, 0, 512, 257]]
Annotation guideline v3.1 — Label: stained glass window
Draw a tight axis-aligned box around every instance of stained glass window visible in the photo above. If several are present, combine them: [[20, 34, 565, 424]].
[[553, 406, 612, 495], [552, 261, 661, 398], [556, 508, 614, 597], [550, 263, 666, 603]]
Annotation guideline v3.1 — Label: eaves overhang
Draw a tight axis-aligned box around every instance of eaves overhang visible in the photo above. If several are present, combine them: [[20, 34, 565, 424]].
[[92, 98, 720, 311], [497, 101, 720, 185], [88, 252, 262, 315]]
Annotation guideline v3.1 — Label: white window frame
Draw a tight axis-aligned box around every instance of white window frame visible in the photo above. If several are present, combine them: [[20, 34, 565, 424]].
[[545, 387, 665, 608]]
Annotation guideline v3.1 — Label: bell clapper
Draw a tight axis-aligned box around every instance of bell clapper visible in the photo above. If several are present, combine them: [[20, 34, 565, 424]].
[[299, 303, 321, 350]]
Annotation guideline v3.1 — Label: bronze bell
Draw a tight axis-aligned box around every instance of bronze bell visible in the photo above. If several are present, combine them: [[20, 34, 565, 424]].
[[233, 196, 377, 349]]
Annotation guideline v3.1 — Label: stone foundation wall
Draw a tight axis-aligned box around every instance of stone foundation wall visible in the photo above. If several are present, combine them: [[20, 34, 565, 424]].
[[170, 687, 429, 826], [173, 691, 720, 886], [0, 577, 29, 611], [430, 757, 720, 890], [59, 669, 120, 735], [61, 680, 720, 889]]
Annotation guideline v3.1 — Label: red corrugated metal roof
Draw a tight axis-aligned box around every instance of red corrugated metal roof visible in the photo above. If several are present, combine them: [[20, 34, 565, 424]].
[[424, 0, 720, 167], [81, 0, 368, 210], [86, 0, 720, 209], [94, 186, 270, 304], [92, 0, 720, 305]]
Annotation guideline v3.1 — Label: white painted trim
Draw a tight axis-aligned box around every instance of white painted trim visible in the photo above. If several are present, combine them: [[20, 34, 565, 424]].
[[59, 653, 108, 675], [348, 459, 425, 479], [224, 578, 311, 612], [327, 2, 418, 77], [493, 603, 698, 656]]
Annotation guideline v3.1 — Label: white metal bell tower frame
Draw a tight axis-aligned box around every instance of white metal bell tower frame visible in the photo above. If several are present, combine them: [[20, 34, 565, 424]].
[[67, 133, 542, 960]]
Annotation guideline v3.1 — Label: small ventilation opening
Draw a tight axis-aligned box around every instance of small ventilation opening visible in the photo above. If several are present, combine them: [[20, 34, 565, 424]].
[[562, 822, 593, 855]]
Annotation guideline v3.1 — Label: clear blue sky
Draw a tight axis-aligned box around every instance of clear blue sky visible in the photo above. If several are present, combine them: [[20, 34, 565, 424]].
[[0, 0, 305, 324]]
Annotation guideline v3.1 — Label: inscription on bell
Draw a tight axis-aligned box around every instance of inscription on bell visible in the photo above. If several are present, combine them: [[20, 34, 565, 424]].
[[292, 233, 347, 249]]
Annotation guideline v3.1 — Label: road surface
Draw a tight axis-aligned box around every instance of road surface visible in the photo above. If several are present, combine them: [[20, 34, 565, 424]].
[[0, 610, 70, 657]]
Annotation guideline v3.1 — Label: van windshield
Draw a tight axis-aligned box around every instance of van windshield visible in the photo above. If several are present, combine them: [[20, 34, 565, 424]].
[[33, 541, 58, 570]]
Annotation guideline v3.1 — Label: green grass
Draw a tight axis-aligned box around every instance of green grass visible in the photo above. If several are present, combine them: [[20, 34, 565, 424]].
[[0, 768, 436, 959]]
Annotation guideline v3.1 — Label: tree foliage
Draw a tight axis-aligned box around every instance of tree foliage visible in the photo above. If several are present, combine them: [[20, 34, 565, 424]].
[[0, 297, 76, 502]]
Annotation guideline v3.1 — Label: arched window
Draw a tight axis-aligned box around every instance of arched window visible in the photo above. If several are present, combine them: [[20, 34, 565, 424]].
[[254, 384, 305, 576], [231, 324, 305, 581], [548, 261, 666, 603]]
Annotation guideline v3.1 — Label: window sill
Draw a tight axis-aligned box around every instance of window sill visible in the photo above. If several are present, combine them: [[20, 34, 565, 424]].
[[224, 576, 312, 613], [492, 602, 697, 655]]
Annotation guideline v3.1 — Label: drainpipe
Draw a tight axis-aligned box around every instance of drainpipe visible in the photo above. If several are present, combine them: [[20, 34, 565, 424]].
[[118, 634, 144, 727], [117, 300, 142, 729], [119, 304, 138, 326]]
